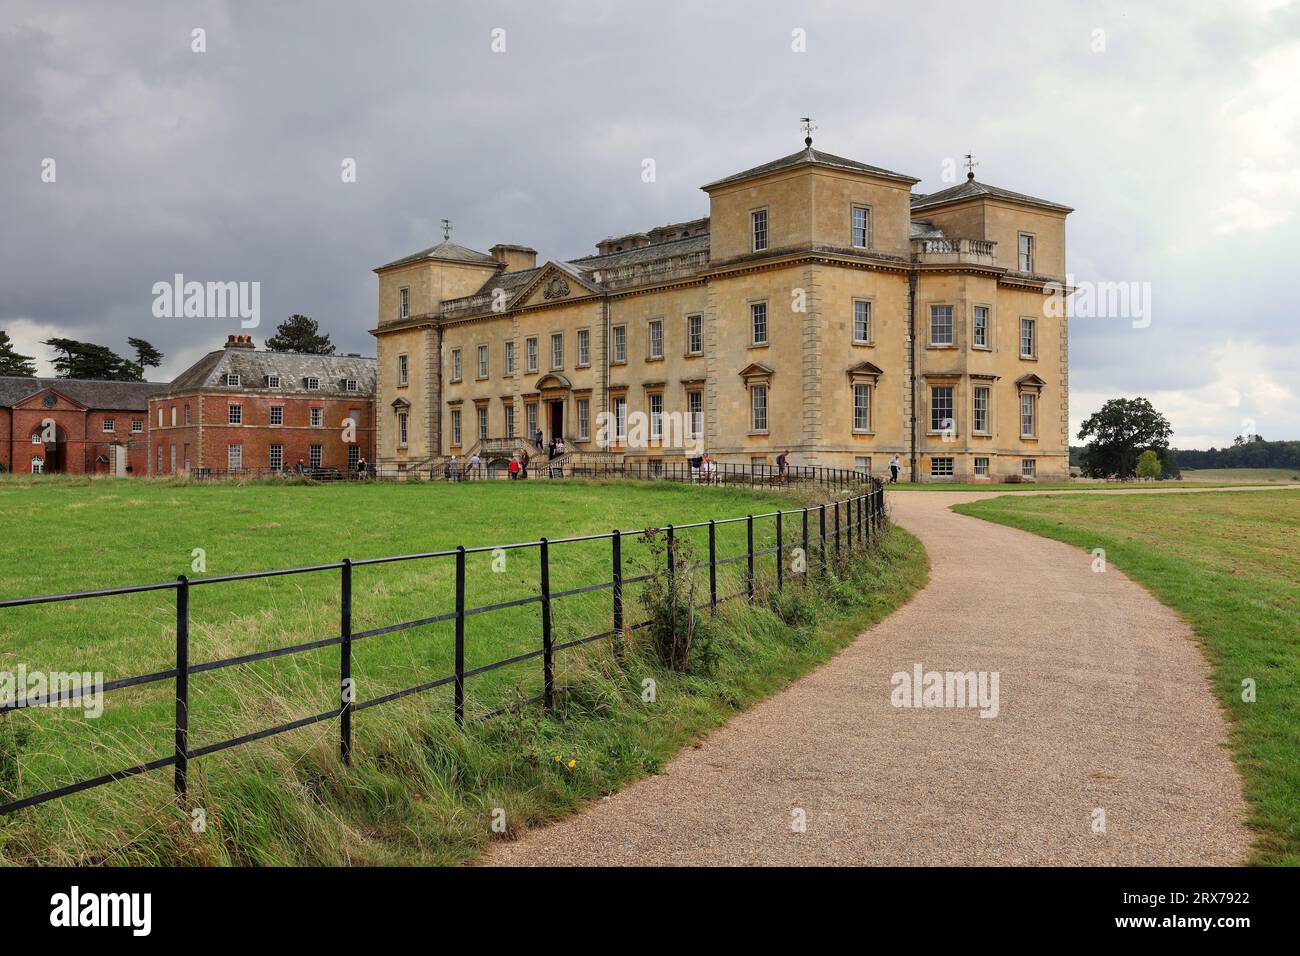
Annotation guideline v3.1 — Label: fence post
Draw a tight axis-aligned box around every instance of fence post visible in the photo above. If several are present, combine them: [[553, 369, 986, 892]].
[[746, 514, 755, 600], [776, 510, 783, 592], [174, 574, 189, 800], [340, 558, 352, 765], [612, 530, 624, 654], [819, 504, 827, 573], [835, 499, 842, 561], [540, 537, 553, 711], [708, 519, 717, 613], [801, 507, 810, 585], [455, 546, 465, 727], [666, 524, 676, 651]]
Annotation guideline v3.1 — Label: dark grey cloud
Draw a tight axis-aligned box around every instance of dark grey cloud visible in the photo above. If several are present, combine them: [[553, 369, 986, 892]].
[[1, 0, 1296, 447]]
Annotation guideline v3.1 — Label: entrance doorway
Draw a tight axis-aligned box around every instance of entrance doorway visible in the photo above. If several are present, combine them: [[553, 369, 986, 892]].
[[547, 400, 564, 444]]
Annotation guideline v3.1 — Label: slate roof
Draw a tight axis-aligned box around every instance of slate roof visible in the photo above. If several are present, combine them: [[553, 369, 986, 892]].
[[702, 145, 920, 190], [473, 266, 544, 297], [569, 233, 711, 270], [910, 177, 1073, 213], [166, 349, 377, 397], [375, 240, 500, 272], [0, 376, 164, 410]]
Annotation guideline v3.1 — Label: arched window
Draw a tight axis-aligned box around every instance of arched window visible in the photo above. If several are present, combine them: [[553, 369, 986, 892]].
[[31, 457, 44, 474]]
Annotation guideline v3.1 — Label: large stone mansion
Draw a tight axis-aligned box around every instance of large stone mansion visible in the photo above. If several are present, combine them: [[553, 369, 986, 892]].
[[370, 137, 1071, 481]]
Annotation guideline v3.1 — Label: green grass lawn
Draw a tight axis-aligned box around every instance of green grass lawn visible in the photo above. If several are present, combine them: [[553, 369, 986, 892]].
[[0, 476, 926, 865], [1181, 467, 1300, 483], [953, 489, 1300, 865], [890, 478, 1293, 493]]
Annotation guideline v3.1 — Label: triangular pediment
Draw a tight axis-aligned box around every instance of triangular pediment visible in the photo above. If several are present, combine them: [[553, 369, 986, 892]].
[[738, 362, 774, 381], [846, 361, 884, 380], [509, 261, 605, 310], [1016, 373, 1047, 389], [14, 387, 87, 412]]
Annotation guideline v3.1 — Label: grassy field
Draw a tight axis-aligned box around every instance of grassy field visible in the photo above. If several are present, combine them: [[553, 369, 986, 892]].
[[0, 476, 926, 865], [1180, 467, 1300, 483], [953, 489, 1300, 865]]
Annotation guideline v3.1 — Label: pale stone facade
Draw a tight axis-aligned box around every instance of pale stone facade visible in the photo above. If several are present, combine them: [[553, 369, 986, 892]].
[[369, 140, 1071, 481]]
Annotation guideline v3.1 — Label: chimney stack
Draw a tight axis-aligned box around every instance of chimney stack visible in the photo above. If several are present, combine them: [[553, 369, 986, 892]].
[[224, 334, 256, 349], [489, 244, 538, 272]]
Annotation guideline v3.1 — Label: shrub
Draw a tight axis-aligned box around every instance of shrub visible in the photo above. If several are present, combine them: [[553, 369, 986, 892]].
[[636, 529, 717, 673]]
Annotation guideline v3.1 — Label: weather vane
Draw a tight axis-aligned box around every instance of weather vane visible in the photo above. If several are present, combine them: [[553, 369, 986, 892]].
[[800, 116, 817, 147], [441, 218, 452, 241], [963, 153, 979, 180]]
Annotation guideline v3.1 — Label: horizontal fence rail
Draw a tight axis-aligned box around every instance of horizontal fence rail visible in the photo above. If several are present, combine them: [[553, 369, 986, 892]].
[[0, 464, 887, 817]]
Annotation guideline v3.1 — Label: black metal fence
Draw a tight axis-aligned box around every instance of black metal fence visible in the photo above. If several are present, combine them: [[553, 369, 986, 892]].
[[0, 464, 886, 817]]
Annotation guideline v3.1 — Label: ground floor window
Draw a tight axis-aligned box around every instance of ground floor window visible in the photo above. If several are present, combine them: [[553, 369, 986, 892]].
[[477, 406, 489, 441], [227, 444, 242, 471], [270, 444, 284, 471], [930, 457, 954, 477], [1022, 458, 1036, 478], [398, 412, 408, 447], [649, 458, 664, 477], [348, 446, 359, 470], [310, 444, 323, 468], [855, 456, 871, 473], [526, 403, 538, 440], [853, 383, 871, 431], [613, 397, 627, 441], [974, 456, 990, 477], [505, 403, 516, 438], [577, 398, 590, 440], [450, 409, 462, 447], [649, 393, 663, 439], [750, 385, 768, 432], [31, 457, 43, 474], [157, 446, 163, 472], [688, 391, 703, 438]]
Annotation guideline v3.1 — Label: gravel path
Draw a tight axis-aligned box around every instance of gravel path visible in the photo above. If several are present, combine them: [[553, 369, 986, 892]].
[[485, 488, 1266, 866]]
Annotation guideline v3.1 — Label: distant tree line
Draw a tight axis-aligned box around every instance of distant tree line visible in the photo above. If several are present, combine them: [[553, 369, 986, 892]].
[[1172, 437, 1300, 471], [0, 314, 336, 381]]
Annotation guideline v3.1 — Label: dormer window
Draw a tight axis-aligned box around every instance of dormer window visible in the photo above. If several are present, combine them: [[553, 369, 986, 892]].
[[345, 378, 358, 392], [306, 377, 320, 390], [266, 375, 281, 389], [223, 373, 241, 387]]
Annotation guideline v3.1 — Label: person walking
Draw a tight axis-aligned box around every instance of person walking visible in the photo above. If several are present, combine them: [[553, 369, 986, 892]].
[[520, 449, 530, 480], [777, 450, 789, 481], [889, 454, 901, 484], [448, 456, 461, 482], [535, 427, 543, 451], [468, 452, 483, 479], [508, 455, 521, 480]]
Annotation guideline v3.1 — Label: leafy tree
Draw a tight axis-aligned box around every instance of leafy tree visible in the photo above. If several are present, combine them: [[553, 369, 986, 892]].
[[127, 337, 164, 370], [1077, 397, 1173, 479], [265, 314, 335, 354], [43, 338, 137, 381], [0, 330, 37, 376], [1136, 449, 1162, 479]]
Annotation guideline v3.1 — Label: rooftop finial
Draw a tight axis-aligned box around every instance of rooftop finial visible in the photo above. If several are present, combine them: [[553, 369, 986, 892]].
[[441, 218, 452, 241], [800, 116, 816, 148], [963, 153, 979, 181]]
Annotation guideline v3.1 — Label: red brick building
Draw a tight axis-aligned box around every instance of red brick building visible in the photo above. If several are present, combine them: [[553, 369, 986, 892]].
[[148, 335, 376, 475], [0, 377, 162, 475]]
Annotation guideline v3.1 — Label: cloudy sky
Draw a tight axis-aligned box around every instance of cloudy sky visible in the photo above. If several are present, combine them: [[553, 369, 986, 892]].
[[2, 0, 1297, 449]]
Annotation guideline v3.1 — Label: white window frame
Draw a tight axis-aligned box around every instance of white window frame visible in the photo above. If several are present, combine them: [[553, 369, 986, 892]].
[[1018, 233, 1035, 273], [686, 314, 703, 355], [309, 444, 323, 469], [612, 325, 627, 364], [577, 328, 591, 366], [270, 405, 284, 426], [399, 287, 410, 319], [269, 444, 284, 471], [398, 354, 409, 386], [398, 412, 408, 447], [102, 418, 115, 433], [930, 386, 954, 433], [851, 204, 872, 249], [504, 340, 516, 375], [853, 299, 872, 345], [750, 302, 768, 346], [853, 383, 871, 432], [306, 377, 320, 390], [228, 403, 242, 425], [526, 337, 539, 373], [751, 208, 768, 252], [648, 320, 663, 359], [477, 405, 489, 440], [974, 457, 990, 477], [450, 408, 462, 447], [505, 403, 516, 438], [577, 397, 590, 440], [450, 348, 462, 382], [345, 378, 358, 392], [267, 374, 281, 389], [1020, 317, 1036, 359], [973, 386, 991, 435], [929, 305, 954, 346], [310, 407, 323, 427], [687, 390, 703, 438], [477, 344, 489, 379], [930, 456, 954, 477], [1020, 392, 1037, 438], [649, 393, 664, 439], [131, 419, 143, 434], [227, 444, 243, 471], [750, 384, 768, 432], [551, 332, 564, 370], [1022, 458, 1036, 478], [613, 396, 627, 441], [972, 306, 989, 349]]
